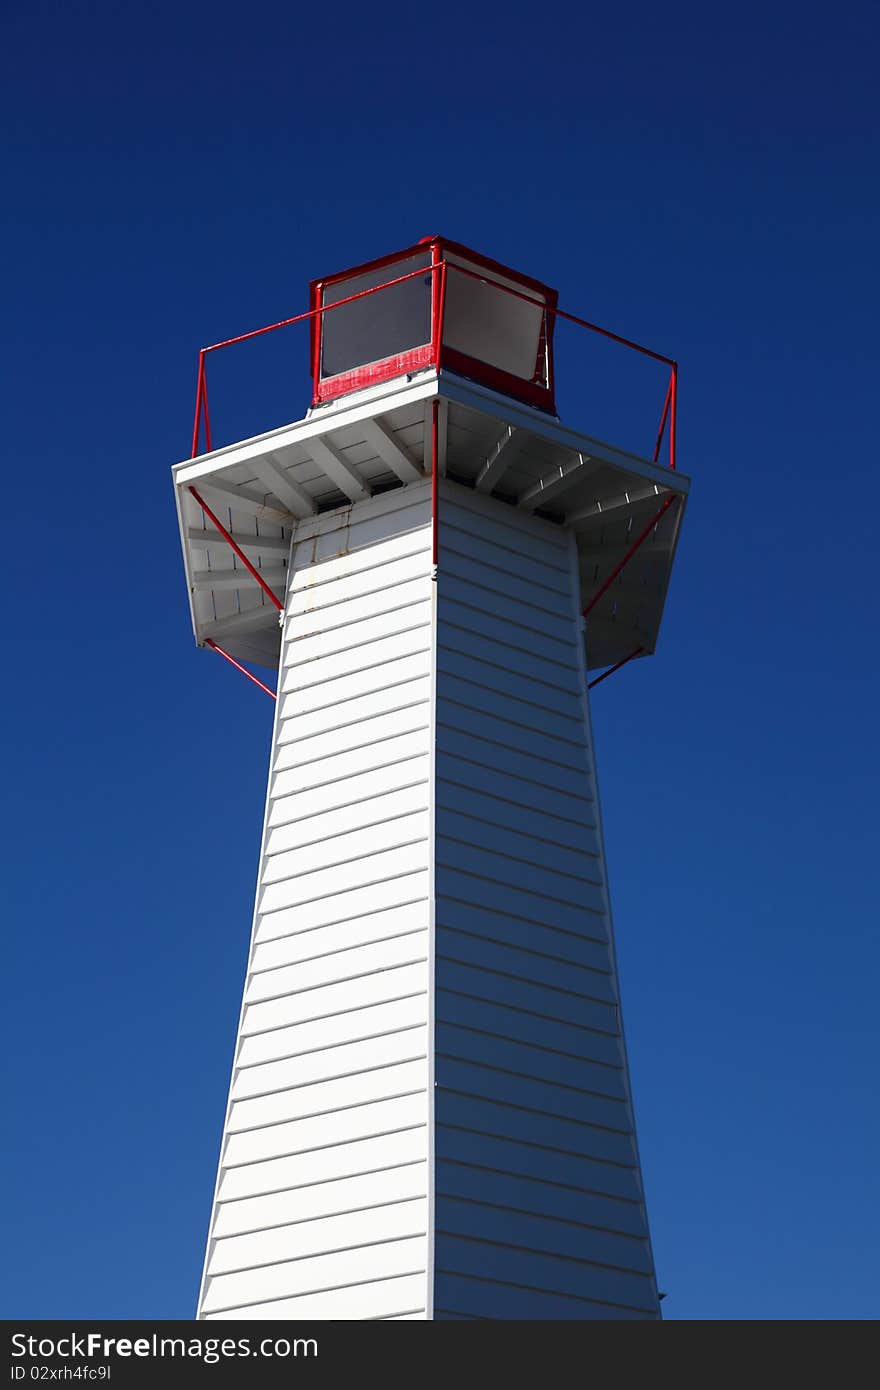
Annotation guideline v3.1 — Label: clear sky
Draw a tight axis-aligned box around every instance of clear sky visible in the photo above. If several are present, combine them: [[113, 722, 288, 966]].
[[2, 0, 878, 1321]]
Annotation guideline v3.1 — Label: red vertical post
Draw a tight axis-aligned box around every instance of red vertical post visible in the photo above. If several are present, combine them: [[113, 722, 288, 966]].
[[202, 355, 213, 453], [191, 352, 205, 459], [430, 241, 441, 366], [652, 374, 672, 465], [542, 305, 554, 397], [310, 281, 324, 403], [669, 363, 678, 472], [431, 399, 440, 568], [430, 244, 446, 371]]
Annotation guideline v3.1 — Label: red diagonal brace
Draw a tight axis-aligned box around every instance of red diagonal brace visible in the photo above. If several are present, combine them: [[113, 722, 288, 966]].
[[204, 639, 277, 700], [583, 493, 679, 617], [188, 485, 284, 612], [587, 646, 644, 690]]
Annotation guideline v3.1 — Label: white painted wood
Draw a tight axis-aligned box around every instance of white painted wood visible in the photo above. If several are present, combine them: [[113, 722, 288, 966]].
[[431, 480, 659, 1318], [232, 1026, 429, 1099], [200, 604, 280, 641], [518, 452, 600, 510], [276, 677, 431, 747], [227, 1060, 428, 1133], [361, 417, 423, 482], [261, 815, 430, 884], [202, 1273, 428, 1320], [235, 995, 429, 1070], [209, 1199, 427, 1275], [475, 423, 517, 491], [288, 550, 431, 618], [270, 736, 432, 804], [254, 870, 430, 943], [243, 934, 429, 1004], [187, 526, 291, 554], [290, 487, 431, 549], [290, 519, 430, 585], [190, 566, 287, 592], [197, 484, 434, 1321], [201, 1237, 426, 1314], [257, 844, 430, 916], [196, 478, 293, 525], [216, 1129, 429, 1205], [272, 707, 431, 774], [222, 1094, 427, 1169], [195, 467, 661, 1321], [264, 790, 430, 860], [566, 480, 665, 526], [280, 627, 433, 696], [267, 760, 430, 831], [213, 1163, 428, 1238], [283, 599, 433, 669], [249, 910, 430, 979], [241, 963, 429, 1036], [287, 575, 433, 639], [277, 652, 432, 723], [249, 452, 317, 518], [306, 435, 371, 501]]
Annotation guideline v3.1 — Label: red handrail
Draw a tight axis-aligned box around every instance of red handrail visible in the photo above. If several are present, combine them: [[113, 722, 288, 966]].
[[189, 259, 678, 471]]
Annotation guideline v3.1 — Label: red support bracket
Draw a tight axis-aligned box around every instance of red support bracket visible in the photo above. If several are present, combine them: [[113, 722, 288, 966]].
[[587, 646, 644, 690], [204, 639, 277, 700], [583, 493, 679, 618]]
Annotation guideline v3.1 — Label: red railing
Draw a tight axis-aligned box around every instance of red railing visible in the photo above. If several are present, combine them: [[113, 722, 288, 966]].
[[189, 260, 678, 470]]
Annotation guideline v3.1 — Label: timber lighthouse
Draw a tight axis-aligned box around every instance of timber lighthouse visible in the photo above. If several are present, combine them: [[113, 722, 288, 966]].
[[172, 237, 688, 1319]]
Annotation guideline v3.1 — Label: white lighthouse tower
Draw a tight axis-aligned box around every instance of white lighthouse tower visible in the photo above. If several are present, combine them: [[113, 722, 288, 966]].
[[173, 237, 688, 1320]]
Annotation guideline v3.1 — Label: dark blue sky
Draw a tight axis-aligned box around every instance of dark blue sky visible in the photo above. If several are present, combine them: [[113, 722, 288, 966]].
[[3, 0, 878, 1320]]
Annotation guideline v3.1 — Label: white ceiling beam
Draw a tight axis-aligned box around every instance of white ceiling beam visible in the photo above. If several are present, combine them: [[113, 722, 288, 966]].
[[193, 479, 293, 526], [187, 527, 291, 554], [362, 418, 422, 483], [567, 483, 667, 528], [249, 453, 317, 518], [191, 566, 288, 592], [306, 436, 371, 502], [475, 425, 517, 492], [518, 453, 602, 512]]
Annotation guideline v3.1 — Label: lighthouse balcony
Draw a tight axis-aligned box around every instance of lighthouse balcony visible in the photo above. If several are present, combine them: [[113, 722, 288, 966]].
[[173, 369, 688, 674]]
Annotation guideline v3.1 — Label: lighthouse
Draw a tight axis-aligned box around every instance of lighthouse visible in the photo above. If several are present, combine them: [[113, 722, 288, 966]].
[[173, 237, 688, 1320]]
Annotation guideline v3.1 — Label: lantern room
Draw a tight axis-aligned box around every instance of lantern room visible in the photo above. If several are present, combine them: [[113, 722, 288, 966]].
[[310, 237, 559, 414]]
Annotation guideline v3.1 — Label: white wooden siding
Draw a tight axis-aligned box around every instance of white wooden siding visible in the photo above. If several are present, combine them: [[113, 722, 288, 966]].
[[197, 482, 434, 1321], [433, 482, 660, 1320], [197, 473, 659, 1321]]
